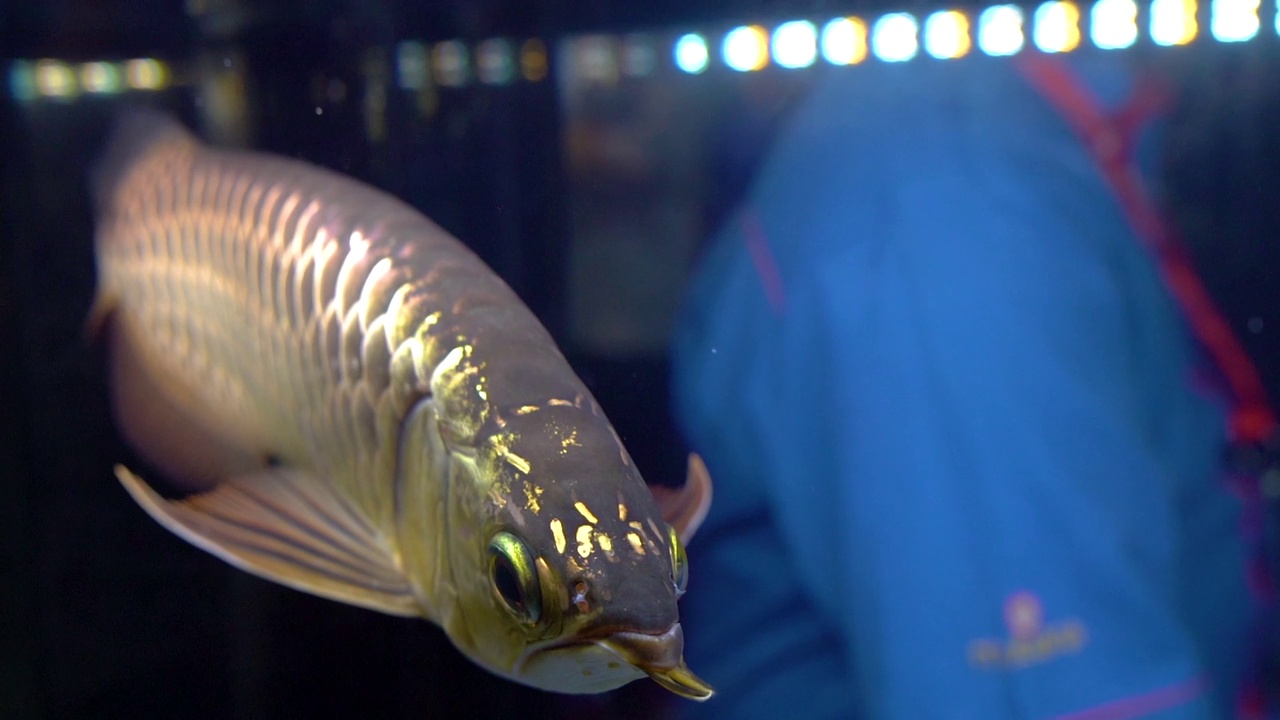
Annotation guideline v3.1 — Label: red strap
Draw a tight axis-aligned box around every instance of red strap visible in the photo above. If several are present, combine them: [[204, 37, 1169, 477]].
[[1013, 54, 1277, 445]]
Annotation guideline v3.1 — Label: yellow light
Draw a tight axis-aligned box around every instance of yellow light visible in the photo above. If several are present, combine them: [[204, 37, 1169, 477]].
[[80, 61, 123, 94], [1151, 0, 1198, 44], [521, 39, 548, 82], [124, 59, 169, 90], [1033, 2, 1082, 52], [924, 10, 972, 58], [35, 60, 77, 98]]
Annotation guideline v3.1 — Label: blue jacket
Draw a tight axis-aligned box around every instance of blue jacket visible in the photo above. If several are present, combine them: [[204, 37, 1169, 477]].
[[672, 53, 1259, 719]]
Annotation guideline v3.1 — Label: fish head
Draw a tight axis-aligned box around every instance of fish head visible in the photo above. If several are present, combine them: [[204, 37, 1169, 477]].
[[441, 403, 712, 700]]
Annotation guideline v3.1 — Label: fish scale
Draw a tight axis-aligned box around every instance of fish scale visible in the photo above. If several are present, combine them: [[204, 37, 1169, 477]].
[[92, 112, 713, 700]]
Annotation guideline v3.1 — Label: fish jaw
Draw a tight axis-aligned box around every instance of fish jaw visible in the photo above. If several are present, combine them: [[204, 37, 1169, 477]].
[[596, 624, 714, 701], [512, 638, 647, 694], [513, 623, 713, 700]]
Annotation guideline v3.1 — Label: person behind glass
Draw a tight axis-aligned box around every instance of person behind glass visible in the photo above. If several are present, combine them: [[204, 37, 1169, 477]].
[[670, 48, 1277, 720]]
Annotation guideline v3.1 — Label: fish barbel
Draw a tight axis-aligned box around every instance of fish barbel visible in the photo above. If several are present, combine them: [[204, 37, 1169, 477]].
[[90, 112, 713, 699]]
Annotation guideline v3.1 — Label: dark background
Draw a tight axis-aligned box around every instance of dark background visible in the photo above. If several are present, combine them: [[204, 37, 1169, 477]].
[[3, 1, 1280, 718]]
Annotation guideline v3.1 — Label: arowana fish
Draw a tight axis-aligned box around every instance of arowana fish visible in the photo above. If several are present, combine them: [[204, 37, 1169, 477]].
[[89, 112, 714, 700]]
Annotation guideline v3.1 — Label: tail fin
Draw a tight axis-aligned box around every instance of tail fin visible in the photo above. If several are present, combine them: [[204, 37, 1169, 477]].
[[91, 109, 196, 216]]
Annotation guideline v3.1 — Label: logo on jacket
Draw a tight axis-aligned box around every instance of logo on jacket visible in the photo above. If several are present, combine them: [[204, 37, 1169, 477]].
[[966, 590, 1088, 670]]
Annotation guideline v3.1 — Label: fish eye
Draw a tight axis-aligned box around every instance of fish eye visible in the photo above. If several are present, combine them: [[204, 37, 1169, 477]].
[[488, 531, 542, 625], [667, 526, 688, 597]]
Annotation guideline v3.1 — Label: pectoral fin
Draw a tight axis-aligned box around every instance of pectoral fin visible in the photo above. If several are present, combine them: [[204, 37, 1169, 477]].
[[116, 464, 422, 617], [649, 453, 713, 545]]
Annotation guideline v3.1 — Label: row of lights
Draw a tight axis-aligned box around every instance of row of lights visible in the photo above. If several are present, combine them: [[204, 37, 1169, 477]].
[[7, 0, 1274, 100], [395, 38, 549, 89], [676, 0, 1260, 72], [9, 58, 169, 101], [391, 0, 1259, 83]]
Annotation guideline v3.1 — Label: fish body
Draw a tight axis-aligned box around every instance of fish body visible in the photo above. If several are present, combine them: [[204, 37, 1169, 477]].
[[91, 113, 712, 699]]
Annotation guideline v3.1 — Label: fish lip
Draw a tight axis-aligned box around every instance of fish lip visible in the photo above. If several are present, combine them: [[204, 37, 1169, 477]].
[[596, 624, 715, 701]]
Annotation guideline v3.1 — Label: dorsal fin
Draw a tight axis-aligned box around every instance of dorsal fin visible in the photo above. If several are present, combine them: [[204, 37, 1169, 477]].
[[650, 453, 713, 545]]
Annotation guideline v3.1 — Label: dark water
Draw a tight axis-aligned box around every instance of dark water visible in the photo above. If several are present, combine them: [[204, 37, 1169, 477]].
[[4, 2, 1280, 718]]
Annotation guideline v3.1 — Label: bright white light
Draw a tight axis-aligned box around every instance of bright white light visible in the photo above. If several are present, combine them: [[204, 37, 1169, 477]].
[[820, 17, 869, 64], [8, 62, 35, 102], [476, 39, 514, 84], [124, 58, 168, 90], [674, 33, 710, 73], [979, 5, 1026, 55], [80, 61, 123, 94], [924, 11, 972, 58], [1151, 0, 1198, 44], [1034, 2, 1082, 52], [1091, 0, 1139, 48], [872, 13, 920, 62], [396, 41, 428, 89], [433, 41, 469, 87], [772, 20, 818, 68], [35, 60, 77, 98], [723, 25, 769, 71], [1211, 0, 1259, 40]]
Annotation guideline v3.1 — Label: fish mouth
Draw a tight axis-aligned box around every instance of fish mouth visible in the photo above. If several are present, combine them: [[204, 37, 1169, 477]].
[[596, 623, 714, 701]]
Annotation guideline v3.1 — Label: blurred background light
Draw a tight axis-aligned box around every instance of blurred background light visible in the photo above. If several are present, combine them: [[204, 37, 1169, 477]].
[[1151, 0, 1198, 44], [1034, 2, 1082, 52], [924, 10, 972, 58], [123, 58, 168, 90], [872, 13, 920, 62], [820, 17, 869, 64], [1092, 0, 1139, 48], [9, 61, 36, 102], [432, 40, 469, 87], [723, 25, 769, 71], [1212, 0, 1260, 40], [772, 20, 818, 69], [35, 60, 77, 98], [621, 35, 657, 76], [674, 33, 709, 73], [396, 41, 429, 89], [978, 5, 1026, 55], [520, 39, 549, 82], [80, 62, 123, 94], [476, 39, 515, 85], [575, 35, 620, 83]]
